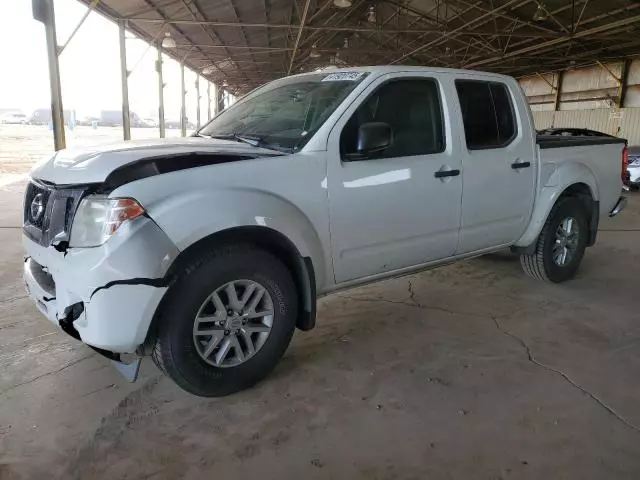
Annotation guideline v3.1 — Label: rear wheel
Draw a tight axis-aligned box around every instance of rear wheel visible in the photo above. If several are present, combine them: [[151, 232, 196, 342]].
[[520, 197, 588, 283], [152, 245, 298, 397]]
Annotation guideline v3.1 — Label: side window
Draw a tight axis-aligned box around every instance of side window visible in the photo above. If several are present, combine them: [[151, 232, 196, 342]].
[[340, 79, 445, 159], [490, 83, 516, 144], [455, 80, 517, 150]]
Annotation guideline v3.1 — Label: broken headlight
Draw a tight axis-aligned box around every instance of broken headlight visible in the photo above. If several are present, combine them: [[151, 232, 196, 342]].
[[69, 196, 145, 247]]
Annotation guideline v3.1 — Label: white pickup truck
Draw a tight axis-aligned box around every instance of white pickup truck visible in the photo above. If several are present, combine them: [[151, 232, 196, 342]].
[[23, 66, 628, 396]]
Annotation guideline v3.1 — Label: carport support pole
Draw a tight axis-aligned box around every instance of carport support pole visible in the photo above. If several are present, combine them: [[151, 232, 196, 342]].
[[156, 42, 165, 138], [196, 76, 201, 129], [38, 0, 66, 151], [215, 84, 225, 114], [207, 82, 212, 121], [617, 59, 631, 108], [553, 71, 563, 112], [118, 19, 131, 140], [180, 61, 186, 137]]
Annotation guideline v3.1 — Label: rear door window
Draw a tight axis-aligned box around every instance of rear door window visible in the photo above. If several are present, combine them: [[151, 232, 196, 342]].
[[455, 80, 517, 150]]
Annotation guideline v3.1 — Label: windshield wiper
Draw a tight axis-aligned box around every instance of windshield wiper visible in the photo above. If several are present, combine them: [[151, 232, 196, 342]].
[[209, 133, 261, 147], [208, 133, 292, 153]]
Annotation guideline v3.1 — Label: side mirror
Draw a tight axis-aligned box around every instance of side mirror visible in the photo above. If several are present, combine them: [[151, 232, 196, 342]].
[[357, 122, 393, 156]]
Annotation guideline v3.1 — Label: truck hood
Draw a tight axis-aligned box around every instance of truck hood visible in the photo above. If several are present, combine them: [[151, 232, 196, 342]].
[[31, 137, 284, 185]]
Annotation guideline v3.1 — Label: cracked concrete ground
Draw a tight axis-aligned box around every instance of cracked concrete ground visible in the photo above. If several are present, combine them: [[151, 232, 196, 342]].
[[1, 176, 640, 479]]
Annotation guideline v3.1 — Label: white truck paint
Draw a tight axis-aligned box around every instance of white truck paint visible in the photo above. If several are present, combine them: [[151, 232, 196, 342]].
[[22, 66, 628, 394]]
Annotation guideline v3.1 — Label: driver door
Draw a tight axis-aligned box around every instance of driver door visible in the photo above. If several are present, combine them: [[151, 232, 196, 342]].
[[326, 73, 463, 283]]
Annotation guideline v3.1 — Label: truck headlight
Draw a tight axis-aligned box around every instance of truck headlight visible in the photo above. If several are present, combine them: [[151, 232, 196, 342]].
[[69, 196, 145, 247]]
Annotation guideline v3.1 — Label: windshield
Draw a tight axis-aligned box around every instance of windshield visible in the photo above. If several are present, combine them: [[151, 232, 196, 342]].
[[198, 71, 369, 152]]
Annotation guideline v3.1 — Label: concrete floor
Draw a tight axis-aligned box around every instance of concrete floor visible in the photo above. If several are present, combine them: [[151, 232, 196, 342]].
[[1, 177, 640, 479]]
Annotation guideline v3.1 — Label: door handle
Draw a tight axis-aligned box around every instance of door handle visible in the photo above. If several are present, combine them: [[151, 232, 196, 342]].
[[511, 161, 531, 170], [434, 169, 460, 178]]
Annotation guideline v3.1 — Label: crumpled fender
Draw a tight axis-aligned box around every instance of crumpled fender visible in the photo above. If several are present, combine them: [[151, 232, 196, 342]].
[[139, 187, 327, 288]]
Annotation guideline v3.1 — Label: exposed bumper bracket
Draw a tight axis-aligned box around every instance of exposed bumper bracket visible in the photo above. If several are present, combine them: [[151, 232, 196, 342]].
[[59, 303, 142, 382], [609, 196, 627, 217], [111, 357, 142, 382], [87, 345, 142, 382]]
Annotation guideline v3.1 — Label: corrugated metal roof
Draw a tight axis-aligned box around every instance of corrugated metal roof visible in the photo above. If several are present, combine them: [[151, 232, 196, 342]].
[[80, 0, 640, 94]]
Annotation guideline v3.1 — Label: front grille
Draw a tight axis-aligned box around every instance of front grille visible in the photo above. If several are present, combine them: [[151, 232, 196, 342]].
[[23, 180, 86, 247]]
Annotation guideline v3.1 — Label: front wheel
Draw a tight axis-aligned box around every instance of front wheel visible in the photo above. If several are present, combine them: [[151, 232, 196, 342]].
[[520, 197, 588, 283], [152, 245, 298, 397]]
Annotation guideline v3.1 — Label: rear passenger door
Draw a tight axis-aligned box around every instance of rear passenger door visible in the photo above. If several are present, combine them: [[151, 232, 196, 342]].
[[454, 78, 536, 254]]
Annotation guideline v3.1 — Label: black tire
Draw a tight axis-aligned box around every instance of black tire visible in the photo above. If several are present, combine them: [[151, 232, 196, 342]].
[[519, 197, 589, 283], [152, 245, 298, 397]]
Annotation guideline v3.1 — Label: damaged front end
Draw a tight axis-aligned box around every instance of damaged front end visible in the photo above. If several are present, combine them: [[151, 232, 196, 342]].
[[58, 301, 142, 382], [22, 178, 180, 381]]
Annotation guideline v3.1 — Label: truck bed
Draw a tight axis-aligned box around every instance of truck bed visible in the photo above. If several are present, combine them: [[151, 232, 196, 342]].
[[537, 134, 626, 149], [537, 135, 625, 219]]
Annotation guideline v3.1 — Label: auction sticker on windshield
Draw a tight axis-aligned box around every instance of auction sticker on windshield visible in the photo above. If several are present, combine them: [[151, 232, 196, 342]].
[[322, 72, 364, 82]]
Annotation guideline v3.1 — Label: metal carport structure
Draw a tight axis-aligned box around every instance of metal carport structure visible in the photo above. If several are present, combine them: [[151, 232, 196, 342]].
[[35, 0, 640, 149]]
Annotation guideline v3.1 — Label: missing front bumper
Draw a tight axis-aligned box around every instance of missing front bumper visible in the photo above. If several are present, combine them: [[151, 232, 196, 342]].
[[58, 304, 142, 382]]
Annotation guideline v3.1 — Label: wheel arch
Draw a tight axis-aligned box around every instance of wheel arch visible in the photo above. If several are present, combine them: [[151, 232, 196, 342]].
[[142, 226, 317, 353], [514, 180, 598, 252]]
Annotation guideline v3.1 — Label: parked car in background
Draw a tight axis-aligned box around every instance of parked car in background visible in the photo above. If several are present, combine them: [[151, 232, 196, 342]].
[[0, 112, 28, 124], [23, 66, 628, 397], [98, 110, 146, 128], [142, 118, 158, 128], [99, 110, 123, 127], [165, 118, 195, 129], [165, 118, 182, 129], [628, 146, 640, 189], [76, 116, 100, 127], [30, 108, 76, 126]]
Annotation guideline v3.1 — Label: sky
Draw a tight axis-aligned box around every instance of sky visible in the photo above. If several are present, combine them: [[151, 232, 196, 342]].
[[0, 0, 214, 121]]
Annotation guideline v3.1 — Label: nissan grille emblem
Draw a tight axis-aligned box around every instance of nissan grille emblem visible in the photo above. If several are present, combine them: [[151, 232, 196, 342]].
[[30, 193, 45, 222]]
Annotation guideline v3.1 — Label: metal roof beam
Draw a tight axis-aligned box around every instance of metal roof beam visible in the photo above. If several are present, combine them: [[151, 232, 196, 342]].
[[464, 1, 640, 67], [354, 2, 480, 66], [384, 2, 501, 57], [178, 0, 249, 82], [179, 44, 291, 50], [295, 0, 362, 52], [468, 0, 560, 35], [536, 72, 557, 90], [287, 0, 312, 75], [136, 0, 236, 85], [307, 0, 333, 24], [58, 0, 100, 55], [465, 13, 640, 68], [395, 0, 593, 69], [217, 0, 256, 70], [294, 0, 369, 70], [388, 0, 532, 64], [123, 0, 183, 18], [461, 0, 639, 68], [389, 0, 492, 57], [127, 17, 558, 37], [355, 4, 427, 66], [596, 60, 622, 85]]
